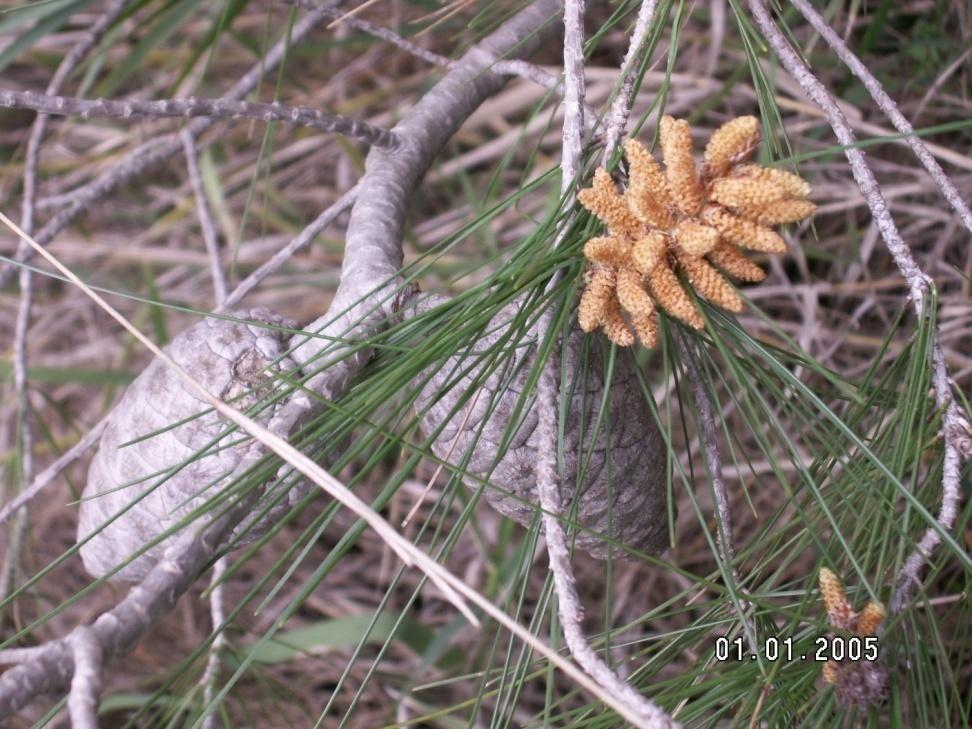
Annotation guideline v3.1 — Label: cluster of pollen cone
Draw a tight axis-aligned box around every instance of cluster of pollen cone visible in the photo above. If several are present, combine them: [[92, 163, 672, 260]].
[[818, 568, 889, 708], [577, 115, 815, 348]]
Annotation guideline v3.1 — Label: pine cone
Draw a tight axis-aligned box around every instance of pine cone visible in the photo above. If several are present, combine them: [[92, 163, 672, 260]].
[[77, 309, 300, 582], [410, 296, 670, 559]]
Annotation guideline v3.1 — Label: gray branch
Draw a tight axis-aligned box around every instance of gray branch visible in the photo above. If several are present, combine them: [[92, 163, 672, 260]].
[[67, 628, 102, 729], [0, 0, 566, 718], [745, 0, 965, 616], [0, 89, 400, 150], [287, 0, 563, 406], [601, 0, 661, 161], [181, 131, 228, 305]]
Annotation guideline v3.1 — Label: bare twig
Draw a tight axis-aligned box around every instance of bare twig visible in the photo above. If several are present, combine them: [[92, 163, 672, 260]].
[[288, 0, 455, 69], [745, 0, 965, 616], [2, 0, 132, 604], [675, 335, 738, 572], [789, 0, 972, 237], [181, 131, 228, 305], [220, 185, 359, 310], [199, 557, 227, 729], [0, 90, 400, 150], [559, 0, 587, 190], [67, 627, 102, 729], [0, 3, 337, 287], [601, 0, 661, 161], [531, 3, 677, 727], [287, 0, 569, 94]]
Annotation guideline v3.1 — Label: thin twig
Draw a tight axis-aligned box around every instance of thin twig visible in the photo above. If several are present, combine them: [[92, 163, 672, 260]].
[[559, 0, 587, 191], [288, 0, 454, 68], [67, 627, 102, 729], [0, 90, 400, 150], [601, 0, 661, 162], [675, 335, 738, 572], [0, 3, 337, 287], [286, 0, 569, 95], [181, 131, 228, 305], [220, 185, 359, 310], [199, 557, 227, 729], [789, 0, 972, 237], [745, 0, 965, 616], [532, 2, 677, 727]]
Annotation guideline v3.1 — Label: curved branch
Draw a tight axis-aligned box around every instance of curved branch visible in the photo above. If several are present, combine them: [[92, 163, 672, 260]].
[[0, 90, 400, 150], [288, 0, 564, 401]]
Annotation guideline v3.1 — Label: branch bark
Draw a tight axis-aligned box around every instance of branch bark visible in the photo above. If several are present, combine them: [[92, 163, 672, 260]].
[[287, 0, 563, 403], [0, 90, 400, 150], [532, 2, 676, 726]]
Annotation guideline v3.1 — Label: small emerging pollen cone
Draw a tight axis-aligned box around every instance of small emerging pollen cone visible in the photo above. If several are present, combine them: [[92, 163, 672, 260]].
[[616, 269, 655, 320], [577, 169, 641, 235], [707, 241, 766, 282], [660, 116, 702, 216], [646, 261, 704, 329], [822, 661, 839, 684], [819, 568, 847, 615], [676, 253, 742, 312], [711, 177, 788, 208], [856, 602, 886, 636], [624, 138, 675, 228], [703, 115, 760, 177], [632, 232, 668, 275], [631, 310, 658, 348], [578, 268, 615, 332], [674, 221, 720, 256], [584, 236, 630, 267]]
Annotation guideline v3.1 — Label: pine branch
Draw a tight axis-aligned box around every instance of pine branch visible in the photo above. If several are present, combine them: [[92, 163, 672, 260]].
[[533, 2, 676, 726], [0, 90, 400, 149], [745, 0, 966, 617], [601, 0, 661, 162]]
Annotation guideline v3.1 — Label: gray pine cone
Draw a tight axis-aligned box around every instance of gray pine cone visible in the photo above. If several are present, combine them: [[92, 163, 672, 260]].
[[77, 309, 299, 582], [411, 297, 670, 559]]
